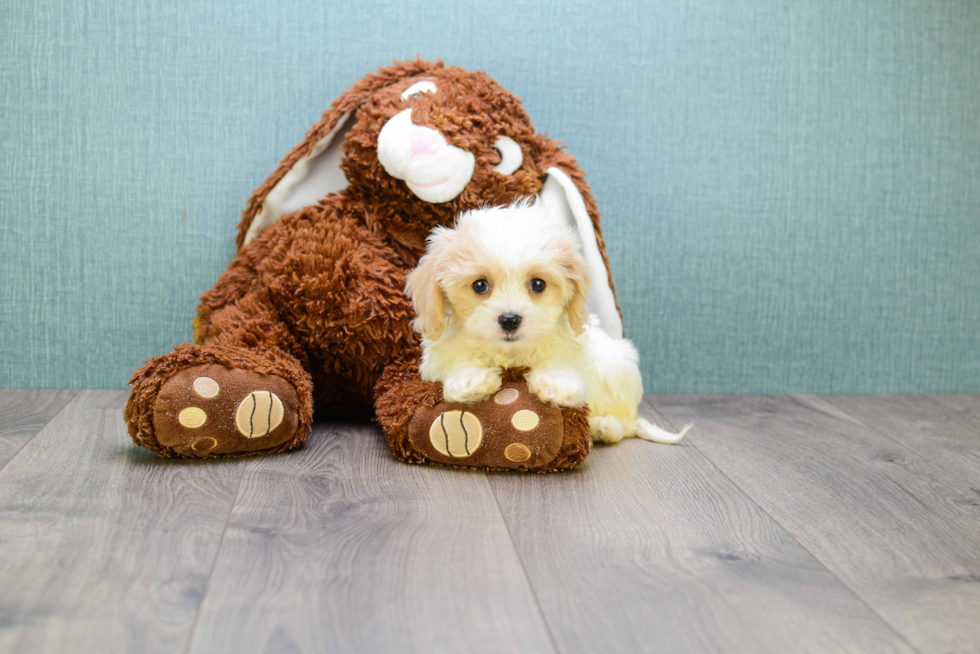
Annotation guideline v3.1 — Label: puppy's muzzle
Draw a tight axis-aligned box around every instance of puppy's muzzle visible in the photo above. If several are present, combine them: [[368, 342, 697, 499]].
[[498, 313, 522, 333]]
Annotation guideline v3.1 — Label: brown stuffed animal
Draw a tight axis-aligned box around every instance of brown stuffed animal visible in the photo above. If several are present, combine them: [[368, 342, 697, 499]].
[[125, 58, 624, 472]]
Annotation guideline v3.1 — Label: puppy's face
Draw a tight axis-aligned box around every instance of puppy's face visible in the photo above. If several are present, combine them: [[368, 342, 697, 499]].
[[443, 256, 570, 346], [406, 203, 590, 347]]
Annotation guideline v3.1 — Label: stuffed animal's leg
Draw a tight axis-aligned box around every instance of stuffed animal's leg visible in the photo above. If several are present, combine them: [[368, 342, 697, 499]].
[[375, 357, 591, 472], [125, 291, 314, 458]]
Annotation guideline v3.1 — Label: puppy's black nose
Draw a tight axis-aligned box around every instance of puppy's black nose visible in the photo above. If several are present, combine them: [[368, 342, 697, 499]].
[[498, 313, 522, 332]]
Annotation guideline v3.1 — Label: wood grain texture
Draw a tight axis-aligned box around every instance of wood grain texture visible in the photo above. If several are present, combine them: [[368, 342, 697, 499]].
[[4, 391, 980, 653], [184, 421, 555, 654], [652, 394, 980, 654], [485, 400, 915, 654], [827, 394, 980, 482], [930, 393, 980, 428], [0, 389, 76, 469], [0, 390, 246, 654]]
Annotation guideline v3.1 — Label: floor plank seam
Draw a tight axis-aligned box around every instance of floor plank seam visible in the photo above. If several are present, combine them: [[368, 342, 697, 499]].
[[810, 395, 938, 461], [0, 390, 78, 481], [645, 395, 925, 654], [180, 458, 250, 654], [486, 472, 562, 654]]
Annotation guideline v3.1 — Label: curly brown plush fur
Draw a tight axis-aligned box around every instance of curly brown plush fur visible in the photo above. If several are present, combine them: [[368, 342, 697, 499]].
[[126, 58, 617, 472]]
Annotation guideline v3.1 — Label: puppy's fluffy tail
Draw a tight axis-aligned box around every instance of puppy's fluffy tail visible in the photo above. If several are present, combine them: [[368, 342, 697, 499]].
[[635, 418, 691, 444], [590, 415, 691, 445]]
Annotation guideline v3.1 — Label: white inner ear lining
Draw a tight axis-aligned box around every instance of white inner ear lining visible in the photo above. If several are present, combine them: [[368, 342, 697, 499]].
[[243, 111, 353, 245], [538, 167, 623, 339]]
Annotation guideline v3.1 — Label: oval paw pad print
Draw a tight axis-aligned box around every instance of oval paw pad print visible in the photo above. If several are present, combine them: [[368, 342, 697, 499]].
[[424, 386, 547, 463], [494, 388, 519, 405], [510, 409, 539, 431], [504, 443, 531, 462], [235, 391, 285, 438], [429, 410, 483, 457]]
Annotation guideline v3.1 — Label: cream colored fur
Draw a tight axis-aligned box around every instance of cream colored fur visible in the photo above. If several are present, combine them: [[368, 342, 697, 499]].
[[405, 201, 689, 445]]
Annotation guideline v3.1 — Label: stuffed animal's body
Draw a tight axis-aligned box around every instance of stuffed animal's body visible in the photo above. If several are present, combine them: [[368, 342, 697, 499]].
[[125, 59, 623, 471]]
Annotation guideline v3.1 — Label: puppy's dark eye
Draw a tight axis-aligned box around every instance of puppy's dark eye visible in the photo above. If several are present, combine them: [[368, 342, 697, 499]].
[[529, 278, 546, 293], [472, 279, 489, 294]]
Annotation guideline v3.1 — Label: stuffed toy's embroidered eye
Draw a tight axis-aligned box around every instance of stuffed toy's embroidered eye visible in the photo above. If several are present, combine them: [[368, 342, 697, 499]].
[[491, 136, 523, 175], [529, 278, 546, 293], [401, 81, 437, 101], [472, 279, 490, 294]]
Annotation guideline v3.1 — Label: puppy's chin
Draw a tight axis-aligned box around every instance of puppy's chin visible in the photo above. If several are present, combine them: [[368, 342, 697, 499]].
[[473, 328, 523, 345], [494, 326, 554, 347], [464, 325, 528, 347]]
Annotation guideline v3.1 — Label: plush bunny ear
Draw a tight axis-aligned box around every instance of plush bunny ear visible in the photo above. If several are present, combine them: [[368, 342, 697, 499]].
[[537, 166, 624, 339], [235, 58, 445, 248], [240, 112, 355, 246]]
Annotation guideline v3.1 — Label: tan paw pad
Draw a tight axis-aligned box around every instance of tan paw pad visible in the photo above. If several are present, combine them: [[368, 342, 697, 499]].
[[235, 391, 284, 438], [504, 443, 532, 462], [192, 376, 220, 398], [511, 409, 540, 431], [494, 388, 519, 405], [191, 437, 218, 452], [429, 410, 483, 457], [178, 407, 207, 428]]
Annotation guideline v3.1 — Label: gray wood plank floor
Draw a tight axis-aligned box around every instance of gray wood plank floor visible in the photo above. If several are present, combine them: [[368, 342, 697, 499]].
[[652, 395, 980, 654], [0, 391, 976, 654], [0, 389, 75, 470]]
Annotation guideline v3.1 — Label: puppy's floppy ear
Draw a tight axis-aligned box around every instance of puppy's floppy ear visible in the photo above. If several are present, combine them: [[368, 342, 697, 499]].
[[405, 245, 448, 340], [556, 236, 591, 336], [237, 58, 445, 248]]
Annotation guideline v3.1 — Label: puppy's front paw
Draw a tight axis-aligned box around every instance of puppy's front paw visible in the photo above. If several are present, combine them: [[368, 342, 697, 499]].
[[526, 370, 587, 407], [443, 367, 502, 404]]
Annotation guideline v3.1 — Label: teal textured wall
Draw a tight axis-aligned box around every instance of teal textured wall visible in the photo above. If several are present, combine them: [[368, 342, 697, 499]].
[[2, 0, 978, 393]]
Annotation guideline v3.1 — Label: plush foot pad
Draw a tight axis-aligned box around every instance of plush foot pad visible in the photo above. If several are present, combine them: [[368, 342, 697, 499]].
[[152, 363, 300, 457], [408, 382, 565, 470]]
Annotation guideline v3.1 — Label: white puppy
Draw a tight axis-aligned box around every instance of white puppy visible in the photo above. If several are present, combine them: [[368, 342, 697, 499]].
[[405, 201, 689, 445]]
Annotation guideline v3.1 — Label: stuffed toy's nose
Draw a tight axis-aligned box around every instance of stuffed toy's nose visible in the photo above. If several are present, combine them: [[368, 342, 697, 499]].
[[376, 108, 476, 203], [410, 127, 446, 156]]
